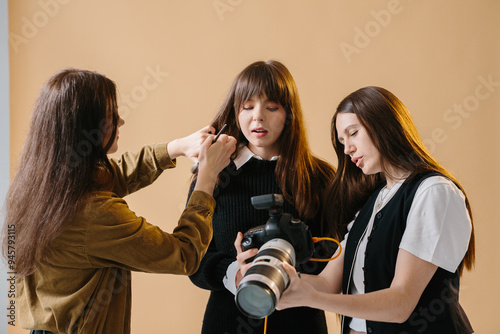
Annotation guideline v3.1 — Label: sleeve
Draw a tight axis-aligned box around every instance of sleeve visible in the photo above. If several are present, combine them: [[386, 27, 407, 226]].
[[84, 190, 215, 275], [222, 261, 240, 295], [187, 180, 234, 291], [189, 239, 235, 291], [109, 143, 176, 197], [400, 176, 472, 273]]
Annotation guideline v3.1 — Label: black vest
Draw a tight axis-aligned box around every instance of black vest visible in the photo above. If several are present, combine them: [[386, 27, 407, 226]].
[[341, 173, 473, 334]]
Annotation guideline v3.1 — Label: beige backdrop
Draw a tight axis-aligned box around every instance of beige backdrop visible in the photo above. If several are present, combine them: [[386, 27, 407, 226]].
[[8, 0, 500, 333]]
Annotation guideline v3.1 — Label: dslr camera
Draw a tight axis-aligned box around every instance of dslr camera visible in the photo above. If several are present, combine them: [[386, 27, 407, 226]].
[[235, 194, 314, 319]]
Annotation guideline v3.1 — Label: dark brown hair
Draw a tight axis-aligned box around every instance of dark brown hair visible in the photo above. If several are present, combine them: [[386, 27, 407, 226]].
[[323, 86, 475, 272], [210, 60, 335, 222], [2, 68, 119, 276]]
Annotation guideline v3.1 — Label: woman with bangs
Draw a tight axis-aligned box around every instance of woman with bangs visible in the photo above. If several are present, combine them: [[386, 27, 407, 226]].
[[276, 86, 474, 334], [188, 60, 336, 333], [2, 68, 236, 333]]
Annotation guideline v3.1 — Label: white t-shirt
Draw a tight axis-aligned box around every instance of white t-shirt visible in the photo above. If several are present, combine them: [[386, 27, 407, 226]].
[[344, 176, 472, 332]]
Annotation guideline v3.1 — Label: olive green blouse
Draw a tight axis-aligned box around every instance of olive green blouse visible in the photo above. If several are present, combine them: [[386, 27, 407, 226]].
[[16, 143, 215, 333]]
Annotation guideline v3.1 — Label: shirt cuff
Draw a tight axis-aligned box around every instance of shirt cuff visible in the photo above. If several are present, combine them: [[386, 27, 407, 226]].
[[223, 260, 240, 295], [187, 190, 216, 214], [154, 143, 176, 170]]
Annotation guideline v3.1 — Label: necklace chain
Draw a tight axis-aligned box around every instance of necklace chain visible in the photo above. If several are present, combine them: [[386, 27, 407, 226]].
[[375, 186, 390, 211]]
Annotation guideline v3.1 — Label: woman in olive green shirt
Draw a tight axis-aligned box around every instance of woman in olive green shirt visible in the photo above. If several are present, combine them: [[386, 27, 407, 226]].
[[2, 68, 236, 333]]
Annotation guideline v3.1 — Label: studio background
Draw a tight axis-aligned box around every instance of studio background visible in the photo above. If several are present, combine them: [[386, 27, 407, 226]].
[[5, 1, 499, 333]]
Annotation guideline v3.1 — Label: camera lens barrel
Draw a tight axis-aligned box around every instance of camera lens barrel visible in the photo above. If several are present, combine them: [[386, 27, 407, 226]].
[[235, 239, 296, 319]]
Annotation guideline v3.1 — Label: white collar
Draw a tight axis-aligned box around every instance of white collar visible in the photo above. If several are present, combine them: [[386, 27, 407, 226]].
[[233, 146, 279, 170]]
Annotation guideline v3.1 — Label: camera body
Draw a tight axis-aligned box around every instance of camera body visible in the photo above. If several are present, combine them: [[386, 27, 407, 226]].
[[241, 194, 314, 264], [235, 194, 314, 319]]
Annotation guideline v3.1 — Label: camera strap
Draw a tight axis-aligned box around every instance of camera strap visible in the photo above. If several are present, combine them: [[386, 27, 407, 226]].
[[309, 237, 343, 262]]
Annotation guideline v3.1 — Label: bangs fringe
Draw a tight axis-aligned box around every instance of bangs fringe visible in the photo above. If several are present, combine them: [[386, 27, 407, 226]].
[[233, 64, 288, 110]]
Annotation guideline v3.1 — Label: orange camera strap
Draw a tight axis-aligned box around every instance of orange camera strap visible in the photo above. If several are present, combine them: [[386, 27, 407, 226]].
[[310, 237, 342, 262]]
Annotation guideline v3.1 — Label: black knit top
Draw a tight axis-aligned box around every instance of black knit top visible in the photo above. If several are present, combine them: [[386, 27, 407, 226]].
[[189, 158, 329, 334]]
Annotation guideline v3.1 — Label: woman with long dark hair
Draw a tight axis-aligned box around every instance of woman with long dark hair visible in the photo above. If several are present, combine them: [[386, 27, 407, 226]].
[[277, 86, 474, 334], [2, 68, 236, 333], [188, 60, 336, 333]]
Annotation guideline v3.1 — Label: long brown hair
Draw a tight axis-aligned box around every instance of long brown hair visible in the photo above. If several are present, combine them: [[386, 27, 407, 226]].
[[210, 60, 335, 222], [2, 69, 119, 276], [323, 86, 475, 272]]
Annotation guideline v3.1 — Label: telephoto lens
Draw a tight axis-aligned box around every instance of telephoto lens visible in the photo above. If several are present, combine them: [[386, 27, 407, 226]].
[[235, 238, 296, 319]]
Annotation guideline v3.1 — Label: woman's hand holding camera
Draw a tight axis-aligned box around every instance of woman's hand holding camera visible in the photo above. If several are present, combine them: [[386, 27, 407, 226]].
[[276, 262, 316, 311], [234, 232, 258, 287]]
